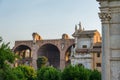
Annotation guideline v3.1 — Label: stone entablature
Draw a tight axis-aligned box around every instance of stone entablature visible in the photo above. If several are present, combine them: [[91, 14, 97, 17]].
[[72, 54, 92, 58]]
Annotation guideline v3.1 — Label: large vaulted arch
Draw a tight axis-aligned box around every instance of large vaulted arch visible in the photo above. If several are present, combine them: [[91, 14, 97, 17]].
[[14, 45, 32, 67], [37, 44, 60, 68]]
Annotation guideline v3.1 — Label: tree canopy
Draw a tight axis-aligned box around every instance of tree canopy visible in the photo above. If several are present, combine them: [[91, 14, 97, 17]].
[[0, 37, 15, 69]]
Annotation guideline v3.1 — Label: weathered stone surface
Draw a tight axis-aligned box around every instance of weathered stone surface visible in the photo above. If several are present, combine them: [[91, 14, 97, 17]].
[[97, 0, 120, 80], [111, 61, 120, 80], [13, 38, 74, 70]]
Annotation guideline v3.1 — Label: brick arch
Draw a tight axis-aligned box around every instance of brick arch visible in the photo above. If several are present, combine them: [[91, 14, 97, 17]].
[[64, 43, 75, 66], [64, 43, 75, 55], [14, 44, 32, 51], [13, 39, 75, 69], [37, 43, 60, 56], [37, 43, 60, 68], [13, 44, 33, 67], [38, 42, 60, 52], [13, 41, 33, 51], [14, 45, 31, 52]]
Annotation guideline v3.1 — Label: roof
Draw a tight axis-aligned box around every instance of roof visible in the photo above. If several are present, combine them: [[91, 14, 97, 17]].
[[72, 30, 98, 37], [78, 30, 97, 34]]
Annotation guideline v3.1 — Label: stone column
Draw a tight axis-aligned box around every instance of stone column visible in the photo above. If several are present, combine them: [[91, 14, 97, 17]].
[[97, 0, 120, 80]]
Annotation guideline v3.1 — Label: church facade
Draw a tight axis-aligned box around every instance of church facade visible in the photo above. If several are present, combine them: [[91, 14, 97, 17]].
[[71, 22, 102, 71]]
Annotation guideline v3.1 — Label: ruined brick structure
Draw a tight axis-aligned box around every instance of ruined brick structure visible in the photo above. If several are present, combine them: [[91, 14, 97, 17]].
[[13, 33, 74, 69]]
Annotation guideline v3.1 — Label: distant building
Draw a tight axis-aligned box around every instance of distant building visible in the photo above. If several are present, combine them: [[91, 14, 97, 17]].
[[13, 33, 74, 70], [13, 23, 102, 71], [71, 22, 102, 71]]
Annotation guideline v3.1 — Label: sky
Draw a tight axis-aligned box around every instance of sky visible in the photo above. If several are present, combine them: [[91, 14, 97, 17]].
[[0, 0, 101, 48]]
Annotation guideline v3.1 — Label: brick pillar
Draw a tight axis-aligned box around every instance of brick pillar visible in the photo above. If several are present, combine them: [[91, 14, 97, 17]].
[[60, 51, 66, 70], [31, 44, 39, 69]]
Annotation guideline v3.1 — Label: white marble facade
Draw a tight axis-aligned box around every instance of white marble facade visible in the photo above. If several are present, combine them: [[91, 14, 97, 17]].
[[71, 53, 92, 69], [71, 22, 101, 70]]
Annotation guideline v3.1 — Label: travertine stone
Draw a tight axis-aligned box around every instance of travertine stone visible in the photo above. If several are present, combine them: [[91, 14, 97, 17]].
[[97, 0, 120, 80], [110, 61, 120, 80]]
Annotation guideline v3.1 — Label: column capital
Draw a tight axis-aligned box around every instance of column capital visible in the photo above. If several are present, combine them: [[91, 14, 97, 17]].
[[98, 12, 111, 23]]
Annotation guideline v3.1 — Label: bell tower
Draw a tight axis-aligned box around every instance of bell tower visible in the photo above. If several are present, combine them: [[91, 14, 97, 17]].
[[97, 0, 120, 80]]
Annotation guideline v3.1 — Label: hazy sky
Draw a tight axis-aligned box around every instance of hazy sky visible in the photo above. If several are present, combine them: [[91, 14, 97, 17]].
[[0, 0, 101, 48]]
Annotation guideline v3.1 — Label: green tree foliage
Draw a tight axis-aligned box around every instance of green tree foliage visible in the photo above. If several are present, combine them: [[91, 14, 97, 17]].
[[0, 65, 36, 80], [89, 70, 101, 80], [15, 65, 37, 80], [0, 37, 18, 80], [61, 65, 101, 80], [61, 65, 91, 80], [37, 66, 61, 80], [12, 67, 27, 80], [0, 42, 16, 68], [37, 56, 48, 69], [0, 66, 20, 80]]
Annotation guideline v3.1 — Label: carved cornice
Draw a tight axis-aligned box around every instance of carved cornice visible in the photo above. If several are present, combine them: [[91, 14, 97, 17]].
[[75, 48, 101, 53], [110, 7, 120, 13]]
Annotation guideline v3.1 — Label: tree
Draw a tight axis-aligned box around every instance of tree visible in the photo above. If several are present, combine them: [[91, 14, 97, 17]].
[[37, 56, 48, 69], [89, 70, 101, 80], [0, 42, 16, 68], [37, 66, 61, 80], [0, 37, 17, 80], [0, 66, 19, 80], [61, 65, 91, 80], [15, 65, 37, 80], [12, 67, 27, 80]]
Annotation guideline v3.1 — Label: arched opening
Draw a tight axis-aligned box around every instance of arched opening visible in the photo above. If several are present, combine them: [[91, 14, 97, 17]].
[[65, 44, 75, 67], [14, 45, 32, 67], [37, 44, 60, 69]]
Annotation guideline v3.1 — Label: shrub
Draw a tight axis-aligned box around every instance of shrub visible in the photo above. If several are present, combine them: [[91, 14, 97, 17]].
[[37, 56, 48, 69], [61, 65, 91, 80], [15, 65, 37, 80], [37, 66, 61, 80], [89, 69, 101, 80]]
